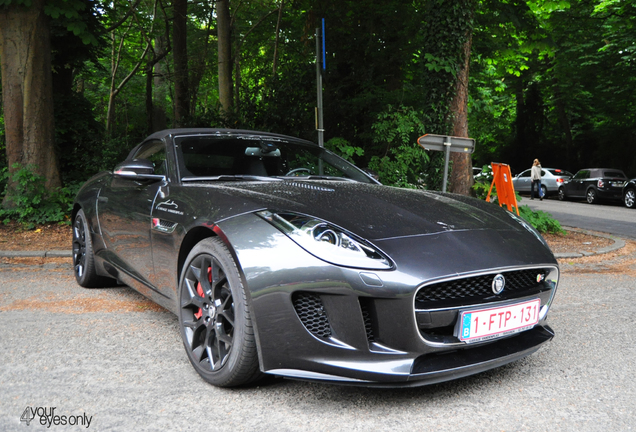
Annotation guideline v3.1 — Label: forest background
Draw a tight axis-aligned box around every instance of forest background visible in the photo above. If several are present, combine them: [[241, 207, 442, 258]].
[[0, 0, 634, 223]]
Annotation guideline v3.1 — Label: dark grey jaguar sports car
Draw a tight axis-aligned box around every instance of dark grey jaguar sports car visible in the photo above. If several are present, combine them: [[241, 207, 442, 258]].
[[72, 128, 559, 388]]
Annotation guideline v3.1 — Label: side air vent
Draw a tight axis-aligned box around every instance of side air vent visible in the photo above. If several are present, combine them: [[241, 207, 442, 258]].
[[359, 299, 375, 342], [292, 292, 332, 338]]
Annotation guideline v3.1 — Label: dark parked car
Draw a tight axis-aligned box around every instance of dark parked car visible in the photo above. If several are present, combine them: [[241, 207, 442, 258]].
[[73, 128, 560, 388], [623, 178, 636, 209], [512, 168, 573, 197], [558, 168, 627, 204]]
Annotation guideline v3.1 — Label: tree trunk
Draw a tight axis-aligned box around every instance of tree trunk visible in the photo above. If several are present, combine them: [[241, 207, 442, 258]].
[[217, 0, 233, 114], [449, 24, 473, 196], [173, 0, 189, 126], [0, 0, 61, 206], [272, 1, 284, 75]]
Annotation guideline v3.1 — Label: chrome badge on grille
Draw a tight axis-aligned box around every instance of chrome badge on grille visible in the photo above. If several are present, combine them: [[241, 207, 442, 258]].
[[492, 274, 505, 294]]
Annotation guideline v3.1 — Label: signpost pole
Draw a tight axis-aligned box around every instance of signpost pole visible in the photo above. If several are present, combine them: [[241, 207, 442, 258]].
[[442, 136, 451, 192], [315, 27, 324, 148]]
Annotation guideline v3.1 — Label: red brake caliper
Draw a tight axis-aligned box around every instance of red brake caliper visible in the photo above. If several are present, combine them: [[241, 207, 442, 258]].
[[193, 267, 212, 320]]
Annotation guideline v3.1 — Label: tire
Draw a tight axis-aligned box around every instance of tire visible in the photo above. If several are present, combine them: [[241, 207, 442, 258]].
[[586, 188, 597, 204], [624, 188, 636, 209], [558, 187, 566, 201], [178, 237, 261, 387], [73, 209, 112, 287], [540, 185, 547, 199]]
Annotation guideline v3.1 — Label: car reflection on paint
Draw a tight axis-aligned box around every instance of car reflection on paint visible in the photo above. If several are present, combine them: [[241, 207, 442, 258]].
[[72, 128, 560, 388]]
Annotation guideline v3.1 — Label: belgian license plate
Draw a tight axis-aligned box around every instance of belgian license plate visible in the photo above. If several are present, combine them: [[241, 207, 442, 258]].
[[458, 299, 541, 343]]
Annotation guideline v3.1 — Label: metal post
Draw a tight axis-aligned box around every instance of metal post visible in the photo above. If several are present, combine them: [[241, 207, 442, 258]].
[[442, 136, 452, 193], [315, 28, 324, 148]]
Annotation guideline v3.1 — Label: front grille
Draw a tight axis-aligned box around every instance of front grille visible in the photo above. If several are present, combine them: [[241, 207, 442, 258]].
[[415, 268, 549, 308], [292, 292, 332, 338]]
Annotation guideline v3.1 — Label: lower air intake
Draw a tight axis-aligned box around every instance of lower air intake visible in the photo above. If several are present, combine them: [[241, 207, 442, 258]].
[[292, 292, 332, 338]]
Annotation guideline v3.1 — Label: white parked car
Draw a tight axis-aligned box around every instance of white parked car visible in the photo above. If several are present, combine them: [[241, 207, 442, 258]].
[[512, 168, 573, 197]]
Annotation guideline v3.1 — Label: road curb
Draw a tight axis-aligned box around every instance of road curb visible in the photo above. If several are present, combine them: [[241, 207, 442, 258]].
[[553, 226, 627, 259]]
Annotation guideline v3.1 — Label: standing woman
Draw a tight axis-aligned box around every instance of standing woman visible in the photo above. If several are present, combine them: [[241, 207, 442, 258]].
[[531, 159, 543, 200]]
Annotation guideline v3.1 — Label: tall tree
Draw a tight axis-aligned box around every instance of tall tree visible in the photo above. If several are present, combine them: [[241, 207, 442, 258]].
[[0, 0, 61, 205], [449, 0, 476, 195], [217, 0, 233, 113], [173, 0, 190, 125]]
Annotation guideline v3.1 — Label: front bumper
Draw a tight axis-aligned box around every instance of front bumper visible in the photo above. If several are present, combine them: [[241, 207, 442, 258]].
[[268, 325, 554, 387]]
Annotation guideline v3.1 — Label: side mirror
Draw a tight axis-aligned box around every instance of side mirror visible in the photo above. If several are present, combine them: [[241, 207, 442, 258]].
[[114, 159, 165, 181]]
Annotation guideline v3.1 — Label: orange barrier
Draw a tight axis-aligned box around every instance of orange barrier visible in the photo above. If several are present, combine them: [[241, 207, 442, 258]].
[[486, 163, 519, 215]]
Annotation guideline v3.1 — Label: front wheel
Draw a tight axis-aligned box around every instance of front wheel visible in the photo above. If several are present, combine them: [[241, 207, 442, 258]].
[[558, 187, 566, 201], [586, 188, 597, 204], [178, 237, 261, 387], [540, 185, 547, 199], [624, 188, 636, 209]]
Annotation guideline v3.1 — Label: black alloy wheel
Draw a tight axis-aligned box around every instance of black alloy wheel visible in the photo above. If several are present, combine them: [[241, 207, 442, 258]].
[[73, 209, 110, 287], [625, 188, 636, 209], [178, 237, 261, 387], [558, 187, 566, 201], [586, 188, 597, 204]]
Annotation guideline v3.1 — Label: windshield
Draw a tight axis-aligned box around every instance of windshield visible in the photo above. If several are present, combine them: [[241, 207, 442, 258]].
[[174, 135, 373, 183]]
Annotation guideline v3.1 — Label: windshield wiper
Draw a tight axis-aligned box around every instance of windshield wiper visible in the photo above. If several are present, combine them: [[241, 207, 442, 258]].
[[182, 175, 282, 182]]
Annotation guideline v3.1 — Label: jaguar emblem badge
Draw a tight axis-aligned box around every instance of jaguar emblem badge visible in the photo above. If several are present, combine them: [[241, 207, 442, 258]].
[[492, 274, 505, 295]]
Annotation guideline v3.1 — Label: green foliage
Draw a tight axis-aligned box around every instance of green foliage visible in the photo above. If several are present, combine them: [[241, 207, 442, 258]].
[[367, 105, 433, 188], [519, 205, 566, 235], [470, 0, 636, 176], [0, 165, 79, 228], [324, 138, 364, 163], [471, 164, 494, 200]]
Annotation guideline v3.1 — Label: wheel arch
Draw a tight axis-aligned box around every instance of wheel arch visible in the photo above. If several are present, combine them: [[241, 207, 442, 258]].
[[177, 226, 217, 283]]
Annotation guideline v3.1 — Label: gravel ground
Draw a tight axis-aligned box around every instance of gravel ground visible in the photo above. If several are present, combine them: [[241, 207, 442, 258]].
[[1, 249, 635, 431]]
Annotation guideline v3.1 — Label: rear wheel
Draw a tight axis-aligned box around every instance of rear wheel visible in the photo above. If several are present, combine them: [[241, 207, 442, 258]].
[[586, 188, 597, 204], [624, 188, 636, 209], [178, 237, 261, 387], [72, 209, 113, 287]]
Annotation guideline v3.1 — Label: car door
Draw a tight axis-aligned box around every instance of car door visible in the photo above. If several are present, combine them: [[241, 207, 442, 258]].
[[569, 170, 590, 197], [514, 169, 532, 192], [98, 140, 168, 287]]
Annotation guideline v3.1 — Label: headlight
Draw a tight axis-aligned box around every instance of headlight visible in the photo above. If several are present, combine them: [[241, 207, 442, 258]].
[[256, 210, 393, 270], [507, 211, 550, 249]]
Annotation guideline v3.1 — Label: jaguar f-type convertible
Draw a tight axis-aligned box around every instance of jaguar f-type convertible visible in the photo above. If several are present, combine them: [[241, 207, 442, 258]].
[[72, 128, 559, 388]]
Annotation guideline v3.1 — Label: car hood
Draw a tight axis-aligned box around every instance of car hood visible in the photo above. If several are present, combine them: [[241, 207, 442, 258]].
[[188, 180, 524, 241]]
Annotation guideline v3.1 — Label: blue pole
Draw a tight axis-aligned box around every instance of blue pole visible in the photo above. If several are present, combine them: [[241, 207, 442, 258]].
[[322, 18, 326, 70]]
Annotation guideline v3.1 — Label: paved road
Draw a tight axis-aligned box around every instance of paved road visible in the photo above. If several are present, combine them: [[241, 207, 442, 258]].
[[522, 197, 636, 239], [1, 257, 635, 431]]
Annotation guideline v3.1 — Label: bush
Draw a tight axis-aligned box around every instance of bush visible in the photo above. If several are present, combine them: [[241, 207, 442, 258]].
[[518, 205, 566, 235], [366, 105, 435, 188], [0, 164, 80, 229]]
